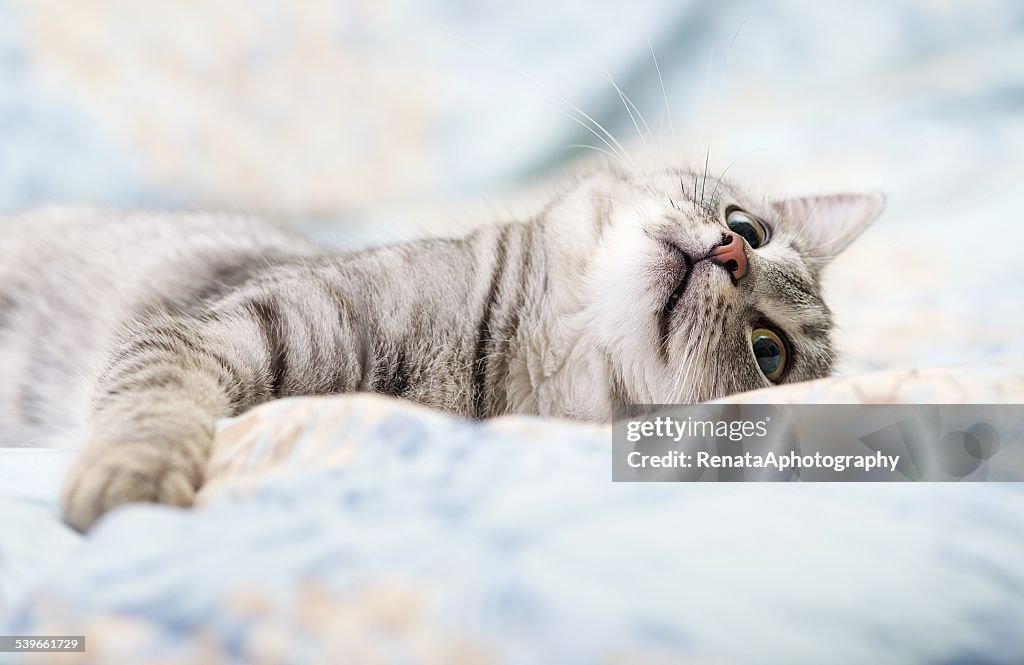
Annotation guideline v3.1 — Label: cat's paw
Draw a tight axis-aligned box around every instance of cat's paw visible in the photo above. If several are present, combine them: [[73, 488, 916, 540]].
[[61, 442, 203, 532]]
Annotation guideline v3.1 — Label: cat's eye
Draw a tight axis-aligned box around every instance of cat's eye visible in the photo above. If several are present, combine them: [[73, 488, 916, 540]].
[[726, 209, 770, 248], [751, 328, 788, 383]]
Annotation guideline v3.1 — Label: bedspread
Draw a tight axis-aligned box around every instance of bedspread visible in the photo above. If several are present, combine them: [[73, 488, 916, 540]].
[[4, 377, 1024, 664]]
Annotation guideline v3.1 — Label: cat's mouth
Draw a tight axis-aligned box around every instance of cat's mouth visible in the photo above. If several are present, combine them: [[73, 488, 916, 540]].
[[657, 242, 692, 355]]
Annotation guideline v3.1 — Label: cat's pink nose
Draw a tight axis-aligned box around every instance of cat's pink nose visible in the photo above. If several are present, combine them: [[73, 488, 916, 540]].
[[709, 231, 748, 281]]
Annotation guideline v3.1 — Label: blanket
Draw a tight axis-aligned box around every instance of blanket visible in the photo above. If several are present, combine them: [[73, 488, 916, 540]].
[[3, 364, 1024, 664]]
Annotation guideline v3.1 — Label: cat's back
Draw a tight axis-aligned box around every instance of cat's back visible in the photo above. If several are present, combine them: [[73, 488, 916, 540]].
[[0, 206, 316, 333], [2, 205, 313, 281], [0, 206, 317, 445]]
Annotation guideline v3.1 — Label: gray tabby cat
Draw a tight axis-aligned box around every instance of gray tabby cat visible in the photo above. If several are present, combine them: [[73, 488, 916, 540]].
[[0, 167, 882, 531]]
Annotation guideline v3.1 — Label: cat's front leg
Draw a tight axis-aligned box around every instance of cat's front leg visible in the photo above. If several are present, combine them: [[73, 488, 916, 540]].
[[61, 280, 371, 531], [61, 307, 279, 532]]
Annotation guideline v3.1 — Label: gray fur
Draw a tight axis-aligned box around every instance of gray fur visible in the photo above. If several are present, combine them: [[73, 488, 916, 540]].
[[0, 168, 883, 530]]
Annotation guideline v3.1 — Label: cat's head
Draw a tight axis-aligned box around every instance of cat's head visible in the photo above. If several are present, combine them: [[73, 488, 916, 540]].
[[530, 167, 884, 419]]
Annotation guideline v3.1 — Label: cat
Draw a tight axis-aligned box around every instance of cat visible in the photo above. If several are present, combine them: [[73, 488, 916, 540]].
[[0, 167, 883, 531]]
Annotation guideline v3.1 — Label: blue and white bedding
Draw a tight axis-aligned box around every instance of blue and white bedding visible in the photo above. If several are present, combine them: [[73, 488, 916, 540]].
[[3, 394, 1024, 665]]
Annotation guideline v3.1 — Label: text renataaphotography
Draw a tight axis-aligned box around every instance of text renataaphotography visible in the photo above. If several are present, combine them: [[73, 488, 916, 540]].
[[612, 405, 1024, 482]]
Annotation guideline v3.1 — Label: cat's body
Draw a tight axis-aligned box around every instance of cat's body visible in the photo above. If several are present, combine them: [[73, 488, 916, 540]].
[[0, 207, 540, 442], [0, 168, 883, 530]]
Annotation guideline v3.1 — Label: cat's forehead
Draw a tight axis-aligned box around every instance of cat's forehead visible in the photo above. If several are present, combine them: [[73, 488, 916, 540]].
[[586, 168, 769, 219], [647, 169, 765, 209]]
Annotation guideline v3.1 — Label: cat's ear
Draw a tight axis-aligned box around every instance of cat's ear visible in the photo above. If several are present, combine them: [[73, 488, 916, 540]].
[[773, 192, 885, 260]]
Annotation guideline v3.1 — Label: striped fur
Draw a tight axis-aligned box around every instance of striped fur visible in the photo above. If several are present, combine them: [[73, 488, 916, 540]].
[[0, 167, 883, 530]]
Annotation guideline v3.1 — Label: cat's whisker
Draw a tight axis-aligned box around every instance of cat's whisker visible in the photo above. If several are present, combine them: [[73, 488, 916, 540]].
[[647, 36, 676, 156], [555, 107, 633, 171], [720, 15, 750, 97], [606, 73, 652, 155], [555, 102, 640, 174], [564, 143, 629, 169], [688, 323, 712, 403], [699, 324, 722, 402], [708, 147, 772, 204], [678, 346, 700, 403], [675, 340, 697, 403], [671, 317, 704, 403], [678, 345, 699, 403], [700, 147, 711, 208], [681, 314, 715, 404], [608, 72, 664, 175], [623, 91, 657, 158], [700, 15, 760, 215], [698, 39, 717, 141]]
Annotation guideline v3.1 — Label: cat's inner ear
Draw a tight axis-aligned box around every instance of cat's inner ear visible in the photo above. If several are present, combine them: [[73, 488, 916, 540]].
[[773, 192, 885, 260]]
